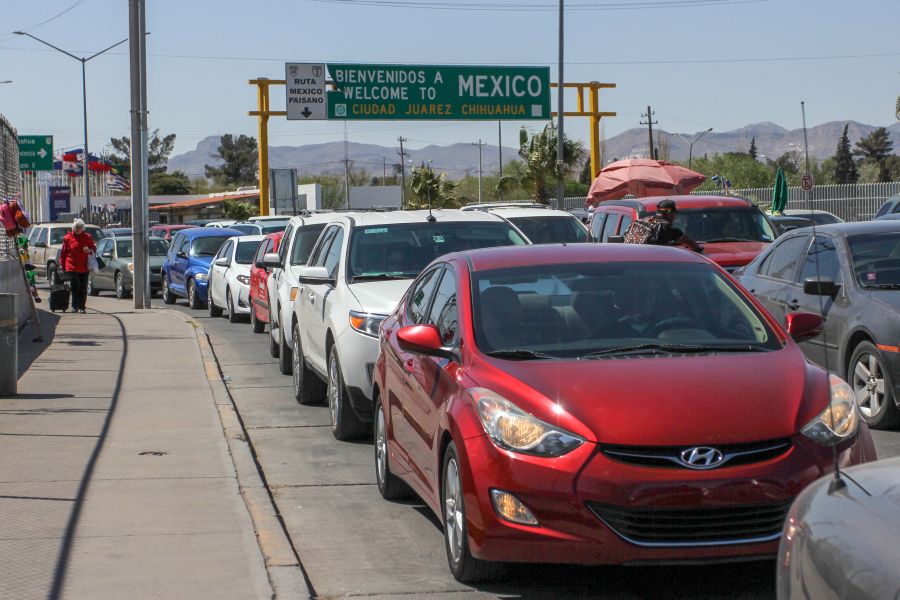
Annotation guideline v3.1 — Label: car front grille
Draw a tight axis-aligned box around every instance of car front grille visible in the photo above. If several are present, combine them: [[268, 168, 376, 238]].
[[586, 502, 791, 547], [601, 438, 791, 470]]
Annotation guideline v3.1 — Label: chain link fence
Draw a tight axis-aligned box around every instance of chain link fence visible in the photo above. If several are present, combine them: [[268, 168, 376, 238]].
[[0, 114, 19, 199]]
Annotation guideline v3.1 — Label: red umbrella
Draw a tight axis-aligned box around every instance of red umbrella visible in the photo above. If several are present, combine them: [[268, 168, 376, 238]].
[[586, 159, 706, 206]]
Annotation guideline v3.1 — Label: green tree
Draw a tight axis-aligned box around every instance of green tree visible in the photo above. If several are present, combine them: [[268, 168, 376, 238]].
[[853, 127, 894, 182], [833, 124, 858, 184], [579, 160, 593, 185], [501, 124, 585, 204], [149, 170, 192, 195], [692, 152, 774, 190], [108, 129, 177, 177], [748, 137, 758, 161], [767, 152, 799, 175], [204, 134, 259, 187], [222, 199, 258, 221], [408, 163, 459, 209]]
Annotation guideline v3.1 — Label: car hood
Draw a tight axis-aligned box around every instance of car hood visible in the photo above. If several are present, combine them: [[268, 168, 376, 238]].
[[347, 279, 414, 315], [701, 241, 769, 268], [868, 289, 900, 313], [472, 347, 822, 446], [189, 256, 213, 271]]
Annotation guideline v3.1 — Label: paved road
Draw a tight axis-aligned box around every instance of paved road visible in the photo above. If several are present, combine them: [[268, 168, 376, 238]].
[[163, 296, 898, 600]]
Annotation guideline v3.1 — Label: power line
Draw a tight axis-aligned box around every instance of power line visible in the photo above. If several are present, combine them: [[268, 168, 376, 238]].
[[640, 106, 658, 159], [308, 0, 767, 11]]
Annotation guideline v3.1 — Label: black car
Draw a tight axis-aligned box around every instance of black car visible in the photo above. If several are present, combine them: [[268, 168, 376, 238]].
[[874, 193, 900, 220], [769, 215, 814, 236], [737, 220, 900, 429]]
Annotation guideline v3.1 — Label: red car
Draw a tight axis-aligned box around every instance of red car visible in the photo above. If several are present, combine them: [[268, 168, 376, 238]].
[[149, 224, 195, 242], [248, 231, 283, 334], [589, 195, 777, 272], [373, 243, 875, 582]]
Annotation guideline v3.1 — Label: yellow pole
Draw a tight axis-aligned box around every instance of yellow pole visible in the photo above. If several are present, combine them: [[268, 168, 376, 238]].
[[589, 83, 601, 180], [256, 80, 270, 216]]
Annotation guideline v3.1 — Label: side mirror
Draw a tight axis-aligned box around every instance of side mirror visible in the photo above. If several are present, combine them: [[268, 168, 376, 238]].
[[786, 312, 823, 342], [102, 251, 113, 259], [176, 251, 188, 259], [214, 257, 231, 267], [397, 325, 456, 360], [803, 277, 841, 297], [608, 235, 625, 244], [298, 265, 334, 284], [34, 241, 47, 248], [261, 252, 281, 268]]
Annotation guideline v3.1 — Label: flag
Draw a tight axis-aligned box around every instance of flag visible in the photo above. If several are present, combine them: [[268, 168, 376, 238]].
[[107, 172, 130, 192]]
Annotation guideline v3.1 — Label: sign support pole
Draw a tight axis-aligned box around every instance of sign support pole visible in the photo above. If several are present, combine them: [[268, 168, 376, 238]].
[[256, 80, 271, 217], [589, 84, 601, 179]]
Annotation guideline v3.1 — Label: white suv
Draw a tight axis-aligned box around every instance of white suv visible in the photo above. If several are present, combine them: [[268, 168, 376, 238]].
[[461, 203, 588, 244], [266, 213, 341, 375], [289, 210, 528, 440]]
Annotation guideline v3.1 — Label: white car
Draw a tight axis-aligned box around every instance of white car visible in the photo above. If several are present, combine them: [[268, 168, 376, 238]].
[[205, 220, 237, 228], [266, 213, 342, 375], [461, 203, 588, 244], [290, 210, 529, 440], [249, 215, 294, 222], [207, 234, 265, 323]]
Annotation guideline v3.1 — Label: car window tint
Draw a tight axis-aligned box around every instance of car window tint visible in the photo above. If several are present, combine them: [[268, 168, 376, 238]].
[[149, 239, 169, 256], [236, 240, 262, 265], [116, 240, 133, 257], [178, 235, 190, 255], [590, 214, 606, 241], [254, 238, 272, 264], [35, 227, 47, 244], [427, 268, 459, 345], [619, 215, 633, 234], [216, 240, 233, 260], [49, 228, 67, 245], [290, 224, 328, 265], [322, 228, 344, 278], [193, 236, 231, 257], [763, 235, 810, 280], [407, 267, 442, 324], [278, 225, 294, 264], [96, 239, 110, 255], [601, 215, 620, 242], [799, 237, 842, 284], [310, 226, 339, 267], [507, 215, 587, 244]]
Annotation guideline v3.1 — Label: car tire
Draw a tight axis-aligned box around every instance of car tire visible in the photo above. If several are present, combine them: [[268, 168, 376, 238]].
[[162, 275, 176, 305], [278, 321, 293, 375], [87, 275, 100, 296], [226, 288, 239, 324], [292, 323, 325, 405], [208, 289, 223, 317], [114, 272, 129, 300], [442, 443, 503, 583], [251, 304, 265, 333], [187, 279, 202, 310], [375, 397, 411, 500], [849, 341, 900, 430], [327, 345, 367, 441]]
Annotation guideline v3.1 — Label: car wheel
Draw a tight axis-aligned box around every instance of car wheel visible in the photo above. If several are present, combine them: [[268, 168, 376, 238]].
[[278, 321, 293, 375], [226, 288, 239, 324], [269, 325, 280, 358], [327, 345, 367, 440], [849, 341, 900, 429], [114, 272, 129, 300], [208, 289, 223, 317], [292, 322, 325, 405], [375, 398, 410, 500], [187, 279, 202, 310], [162, 275, 176, 305], [251, 304, 265, 333], [442, 443, 503, 583], [87, 275, 100, 296]]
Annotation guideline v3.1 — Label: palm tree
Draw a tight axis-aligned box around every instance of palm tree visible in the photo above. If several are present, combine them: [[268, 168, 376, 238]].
[[853, 127, 894, 182], [408, 163, 459, 209], [222, 199, 257, 221], [499, 124, 585, 204]]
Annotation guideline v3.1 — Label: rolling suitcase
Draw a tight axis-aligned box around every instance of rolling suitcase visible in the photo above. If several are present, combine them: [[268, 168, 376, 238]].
[[49, 283, 71, 313]]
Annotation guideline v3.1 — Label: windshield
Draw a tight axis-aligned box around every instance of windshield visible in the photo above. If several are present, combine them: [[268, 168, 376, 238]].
[[236, 239, 262, 264], [348, 221, 527, 280], [848, 232, 900, 288], [191, 236, 231, 257], [673, 208, 775, 243], [50, 227, 104, 244], [290, 224, 327, 265], [115, 239, 170, 257], [261, 223, 287, 234], [508, 215, 588, 244], [472, 262, 780, 359]]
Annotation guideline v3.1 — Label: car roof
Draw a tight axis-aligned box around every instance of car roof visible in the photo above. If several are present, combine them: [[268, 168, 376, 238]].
[[480, 207, 577, 218], [343, 209, 506, 226], [598, 195, 754, 212], [457, 242, 709, 272], [461, 202, 546, 211], [235, 234, 266, 243], [793, 220, 900, 237], [36, 222, 102, 228], [286, 212, 345, 227], [783, 209, 838, 216], [181, 227, 243, 238]]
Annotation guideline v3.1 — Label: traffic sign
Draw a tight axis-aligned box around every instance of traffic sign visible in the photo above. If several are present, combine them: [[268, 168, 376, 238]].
[[18, 135, 53, 171], [801, 173, 814, 192], [285, 63, 327, 120], [326, 64, 551, 121]]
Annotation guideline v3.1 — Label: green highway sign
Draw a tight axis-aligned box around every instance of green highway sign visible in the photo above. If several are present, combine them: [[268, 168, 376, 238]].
[[326, 64, 551, 121], [18, 135, 54, 171]]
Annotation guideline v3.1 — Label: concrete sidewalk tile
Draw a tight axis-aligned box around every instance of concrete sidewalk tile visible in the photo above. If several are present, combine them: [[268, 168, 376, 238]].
[[0, 494, 73, 541], [0, 538, 59, 600], [89, 435, 234, 480], [230, 387, 331, 429], [0, 435, 98, 483]]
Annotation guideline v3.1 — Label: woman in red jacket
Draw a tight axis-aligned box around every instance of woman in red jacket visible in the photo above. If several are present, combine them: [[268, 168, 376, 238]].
[[59, 218, 97, 313]]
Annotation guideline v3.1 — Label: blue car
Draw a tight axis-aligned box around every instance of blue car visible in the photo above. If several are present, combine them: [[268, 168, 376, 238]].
[[161, 227, 242, 309]]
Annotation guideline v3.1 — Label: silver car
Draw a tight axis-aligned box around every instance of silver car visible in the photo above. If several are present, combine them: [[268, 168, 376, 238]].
[[88, 236, 169, 299]]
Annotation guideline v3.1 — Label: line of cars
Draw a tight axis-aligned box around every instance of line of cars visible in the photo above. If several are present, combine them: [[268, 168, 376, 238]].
[[61, 196, 900, 595]]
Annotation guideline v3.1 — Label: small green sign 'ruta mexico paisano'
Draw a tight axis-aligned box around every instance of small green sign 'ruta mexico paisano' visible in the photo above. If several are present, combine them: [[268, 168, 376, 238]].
[[326, 64, 550, 121]]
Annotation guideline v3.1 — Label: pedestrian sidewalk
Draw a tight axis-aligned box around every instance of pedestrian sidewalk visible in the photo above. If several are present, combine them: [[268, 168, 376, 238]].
[[1, 295, 273, 599]]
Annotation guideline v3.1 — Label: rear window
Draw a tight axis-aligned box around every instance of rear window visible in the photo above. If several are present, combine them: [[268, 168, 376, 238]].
[[508, 215, 587, 244], [190, 236, 231, 257], [673, 207, 775, 243]]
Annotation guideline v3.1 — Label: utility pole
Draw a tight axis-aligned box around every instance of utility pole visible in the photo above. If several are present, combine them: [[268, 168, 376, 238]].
[[640, 105, 657, 160], [382, 157, 386, 186], [556, 0, 565, 208], [397, 136, 408, 208], [498, 122, 503, 200], [472, 139, 484, 202], [128, 0, 148, 309], [343, 122, 350, 209]]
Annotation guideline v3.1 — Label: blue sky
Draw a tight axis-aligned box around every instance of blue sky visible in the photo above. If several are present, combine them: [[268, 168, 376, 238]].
[[1, 0, 898, 160]]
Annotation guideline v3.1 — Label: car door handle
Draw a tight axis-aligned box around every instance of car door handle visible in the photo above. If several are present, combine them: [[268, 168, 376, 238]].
[[308, 293, 315, 304], [787, 299, 800, 310]]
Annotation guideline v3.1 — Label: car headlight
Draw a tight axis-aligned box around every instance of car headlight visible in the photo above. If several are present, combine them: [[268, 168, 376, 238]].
[[349, 310, 387, 338], [194, 272, 208, 282], [469, 388, 583, 457], [127, 262, 134, 272], [237, 275, 250, 285], [801, 374, 859, 445]]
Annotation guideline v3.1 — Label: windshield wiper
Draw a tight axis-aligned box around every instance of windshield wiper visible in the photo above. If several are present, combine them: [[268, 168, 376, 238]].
[[350, 273, 412, 282], [580, 343, 767, 359], [700, 237, 758, 243], [864, 283, 900, 290], [485, 349, 557, 360]]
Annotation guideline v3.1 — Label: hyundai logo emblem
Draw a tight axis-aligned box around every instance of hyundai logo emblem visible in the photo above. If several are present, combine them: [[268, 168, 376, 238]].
[[679, 446, 726, 470]]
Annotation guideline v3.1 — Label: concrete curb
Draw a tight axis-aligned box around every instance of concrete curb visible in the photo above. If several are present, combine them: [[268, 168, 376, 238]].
[[181, 313, 310, 600]]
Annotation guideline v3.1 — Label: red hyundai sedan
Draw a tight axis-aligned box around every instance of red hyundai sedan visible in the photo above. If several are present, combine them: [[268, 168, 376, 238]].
[[248, 231, 283, 334], [372, 243, 876, 582]]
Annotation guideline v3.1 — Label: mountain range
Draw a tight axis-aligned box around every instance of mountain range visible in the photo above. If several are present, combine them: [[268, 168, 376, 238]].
[[167, 121, 900, 179]]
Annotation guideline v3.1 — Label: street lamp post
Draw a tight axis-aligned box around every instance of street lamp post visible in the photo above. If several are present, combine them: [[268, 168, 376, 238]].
[[14, 32, 128, 221], [674, 127, 713, 170], [0, 80, 11, 85]]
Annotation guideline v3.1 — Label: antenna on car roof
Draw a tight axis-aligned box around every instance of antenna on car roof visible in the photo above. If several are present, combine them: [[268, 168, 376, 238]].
[[426, 186, 436, 223]]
